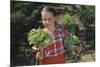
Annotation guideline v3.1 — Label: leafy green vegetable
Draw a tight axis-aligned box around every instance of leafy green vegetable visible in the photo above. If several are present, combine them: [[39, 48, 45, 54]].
[[27, 28, 53, 47], [64, 13, 76, 34], [63, 13, 80, 45], [64, 33, 80, 45]]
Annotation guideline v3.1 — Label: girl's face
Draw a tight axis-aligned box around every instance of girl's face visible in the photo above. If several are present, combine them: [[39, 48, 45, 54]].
[[41, 11, 56, 29]]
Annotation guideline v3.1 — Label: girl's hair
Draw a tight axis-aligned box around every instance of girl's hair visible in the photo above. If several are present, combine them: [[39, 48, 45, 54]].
[[41, 6, 57, 16]]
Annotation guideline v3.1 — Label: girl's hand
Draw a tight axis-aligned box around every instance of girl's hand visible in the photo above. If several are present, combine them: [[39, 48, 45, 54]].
[[76, 46, 82, 53], [32, 45, 39, 51], [36, 51, 44, 60]]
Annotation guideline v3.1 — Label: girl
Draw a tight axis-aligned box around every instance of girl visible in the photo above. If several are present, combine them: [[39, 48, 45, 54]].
[[37, 6, 69, 64]]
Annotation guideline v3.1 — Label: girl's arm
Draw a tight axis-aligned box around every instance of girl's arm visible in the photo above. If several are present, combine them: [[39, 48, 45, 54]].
[[36, 48, 45, 61]]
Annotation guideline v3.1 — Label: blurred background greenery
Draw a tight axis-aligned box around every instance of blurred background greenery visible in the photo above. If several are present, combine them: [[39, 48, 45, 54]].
[[11, 1, 95, 66]]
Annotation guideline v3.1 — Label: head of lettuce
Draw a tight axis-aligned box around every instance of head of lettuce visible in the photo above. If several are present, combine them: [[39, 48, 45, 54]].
[[27, 28, 53, 48]]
